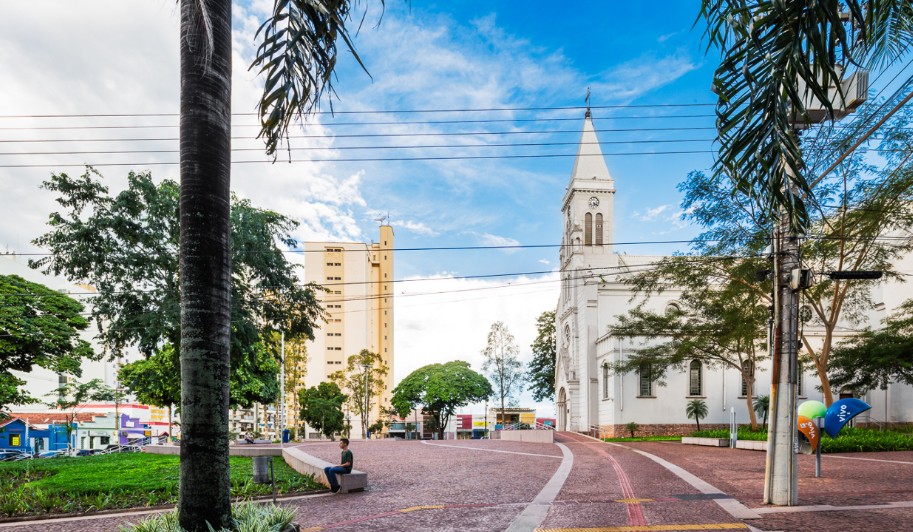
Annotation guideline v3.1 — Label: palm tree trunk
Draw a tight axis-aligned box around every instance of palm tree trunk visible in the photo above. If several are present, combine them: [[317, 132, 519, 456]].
[[177, 0, 233, 530], [696, 416, 701, 432]]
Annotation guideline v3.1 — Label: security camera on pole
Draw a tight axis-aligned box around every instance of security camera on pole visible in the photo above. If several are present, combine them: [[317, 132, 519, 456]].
[[762, 68, 867, 506]]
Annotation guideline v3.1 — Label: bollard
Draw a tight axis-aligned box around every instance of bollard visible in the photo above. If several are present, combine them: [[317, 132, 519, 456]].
[[815, 417, 823, 478]]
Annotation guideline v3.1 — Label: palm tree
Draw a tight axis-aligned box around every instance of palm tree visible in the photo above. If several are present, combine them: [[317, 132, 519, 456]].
[[698, 1, 913, 230], [178, 1, 372, 530], [753, 395, 771, 430], [685, 399, 709, 432]]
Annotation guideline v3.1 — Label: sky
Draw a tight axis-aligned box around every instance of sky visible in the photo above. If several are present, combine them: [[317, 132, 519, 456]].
[[0, 1, 743, 415]]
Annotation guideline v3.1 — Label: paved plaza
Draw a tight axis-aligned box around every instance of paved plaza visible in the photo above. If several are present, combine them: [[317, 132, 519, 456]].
[[5, 432, 913, 532]]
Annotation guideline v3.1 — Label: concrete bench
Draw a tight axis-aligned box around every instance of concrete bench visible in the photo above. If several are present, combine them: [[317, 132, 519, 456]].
[[681, 437, 729, 447], [282, 446, 367, 494], [735, 439, 768, 451], [237, 439, 272, 445]]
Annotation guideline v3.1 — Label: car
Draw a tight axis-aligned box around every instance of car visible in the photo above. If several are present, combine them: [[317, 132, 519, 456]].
[[0, 450, 27, 461], [36, 450, 67, 459], [76, 449, 100, 457]]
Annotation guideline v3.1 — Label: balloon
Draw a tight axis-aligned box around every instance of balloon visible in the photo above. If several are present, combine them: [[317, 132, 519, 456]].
[[798, 400, 827, 420], [824, 398, 872, 438]]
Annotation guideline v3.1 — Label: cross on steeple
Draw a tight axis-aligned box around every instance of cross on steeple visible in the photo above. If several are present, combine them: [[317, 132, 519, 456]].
[[585, 87, 591, 118]]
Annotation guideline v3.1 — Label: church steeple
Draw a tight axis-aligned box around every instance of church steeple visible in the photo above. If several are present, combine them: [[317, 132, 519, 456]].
[[569, 114, 613, 184]]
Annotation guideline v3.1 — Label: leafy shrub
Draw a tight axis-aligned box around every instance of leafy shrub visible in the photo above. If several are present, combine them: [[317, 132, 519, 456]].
[[690, 426, 913, 452], [118, 501, 297, 532]]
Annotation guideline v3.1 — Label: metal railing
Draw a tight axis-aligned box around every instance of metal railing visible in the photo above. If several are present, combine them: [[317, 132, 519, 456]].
[[586, 425, 606, 440]]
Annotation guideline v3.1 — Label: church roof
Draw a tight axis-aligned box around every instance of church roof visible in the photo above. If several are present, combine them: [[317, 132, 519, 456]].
[[569, 115, 612, 183]]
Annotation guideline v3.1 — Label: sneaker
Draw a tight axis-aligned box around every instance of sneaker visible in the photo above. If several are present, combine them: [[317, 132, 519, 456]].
[[330, 486, 340, 494]]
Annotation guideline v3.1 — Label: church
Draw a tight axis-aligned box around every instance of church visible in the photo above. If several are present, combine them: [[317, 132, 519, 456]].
[[553, 113, 913, 436]]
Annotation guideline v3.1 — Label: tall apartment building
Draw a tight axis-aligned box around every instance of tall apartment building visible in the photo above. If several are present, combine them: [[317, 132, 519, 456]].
[[293, 225, 395, 439]]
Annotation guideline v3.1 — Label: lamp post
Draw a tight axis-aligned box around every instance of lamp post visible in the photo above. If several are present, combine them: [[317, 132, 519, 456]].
[[362, 363, 371, 439], [345, 414, 351, 439], [484, 398, 488, 438]]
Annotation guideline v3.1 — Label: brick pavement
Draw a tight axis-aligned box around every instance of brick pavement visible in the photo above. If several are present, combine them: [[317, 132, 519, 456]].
[[9, 436, 912, 531], [626, 441, 913, 531]]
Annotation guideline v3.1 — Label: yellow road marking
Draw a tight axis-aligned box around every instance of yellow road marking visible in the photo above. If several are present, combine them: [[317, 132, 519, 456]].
[[535, 524, 748, 531], [399, 505, 446, 513], [614, 498, 654, 503]]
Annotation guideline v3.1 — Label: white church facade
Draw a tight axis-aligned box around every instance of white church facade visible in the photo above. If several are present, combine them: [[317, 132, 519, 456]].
[[554, 113, 913, 436]]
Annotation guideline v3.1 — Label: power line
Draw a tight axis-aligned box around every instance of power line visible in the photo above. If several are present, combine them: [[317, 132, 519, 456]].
[[0, 139, 719, 157], [0, 126, 718, 144], [0, 103, 719, 119], [0, 115, 719, 131], [0, 151, 719, 169]]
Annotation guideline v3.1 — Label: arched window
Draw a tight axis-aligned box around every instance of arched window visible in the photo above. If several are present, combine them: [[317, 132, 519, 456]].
[[741, 360, 755, 397], [603, 363, 610, 399], [585, 213, 593, 246], [639, 363, 653, 397], [665, 303, 681, 316], [689, 360, 702, 396], [595, 213, 603, 245]]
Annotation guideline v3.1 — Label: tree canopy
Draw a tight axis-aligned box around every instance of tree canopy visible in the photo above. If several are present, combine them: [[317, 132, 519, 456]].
[[828, 300, 913, 393], [30, 168, 325, 408], [481, 322, 524, 428], [391, 361, 493, 440], [329, 349, 388, 438], [699, 0, 913, 229], [526, 310, 557, 403], [299, 381, 347, 440], [0, 274, 96, 410]]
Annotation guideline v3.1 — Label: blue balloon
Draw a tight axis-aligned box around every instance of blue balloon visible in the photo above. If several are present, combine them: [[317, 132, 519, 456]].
[[824, 398, 871, 438]]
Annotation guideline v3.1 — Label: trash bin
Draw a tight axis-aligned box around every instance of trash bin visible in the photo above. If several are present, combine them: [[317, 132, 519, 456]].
[[252, 456, 271, 484], [282, 429, 290, 443]]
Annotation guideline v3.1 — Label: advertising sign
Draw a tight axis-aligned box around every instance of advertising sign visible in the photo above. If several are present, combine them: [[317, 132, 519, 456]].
[[473, 421, 487, 427], [797, 415, 819, 454], [824, 398, 871, 438]]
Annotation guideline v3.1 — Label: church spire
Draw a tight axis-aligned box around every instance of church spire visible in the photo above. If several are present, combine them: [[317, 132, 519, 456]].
[[569, 113, 612, 184]]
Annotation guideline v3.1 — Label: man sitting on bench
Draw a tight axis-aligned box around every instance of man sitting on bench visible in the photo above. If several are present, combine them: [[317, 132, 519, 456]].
[[243, 432, 255, 444], [324, 438, 353, 494]]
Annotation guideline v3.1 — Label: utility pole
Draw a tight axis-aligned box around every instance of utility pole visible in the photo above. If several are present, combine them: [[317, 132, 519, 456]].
[[280, 331, 285, 449], [362, 363, 371, 439], [763, 189, 801, 506]]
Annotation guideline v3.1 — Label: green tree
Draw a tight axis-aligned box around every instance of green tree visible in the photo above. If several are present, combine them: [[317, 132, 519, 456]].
[[671, 103, 913, 405], [626, 421, 639, 438], [31, 168, 324, 410], [329, 350, 388, 438], [0, 274, 96, 410], [45, 379, 114, 452], [172, 0, 379, 526], [686, 399, 709, 432], [391, 361, 493, 441], [611, 270, 768, 430], [699, 0, 913, 228], [280, 334, 309, 441], [753, 395, 771, 429], [299, 382, 347, 441], [481, 322, 524, 431], [827, 300, 913, 394], [526, 310, 556, 403]]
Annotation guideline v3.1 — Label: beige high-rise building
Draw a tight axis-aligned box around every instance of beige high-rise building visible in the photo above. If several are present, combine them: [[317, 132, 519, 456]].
[[292, 225, 394, 439]]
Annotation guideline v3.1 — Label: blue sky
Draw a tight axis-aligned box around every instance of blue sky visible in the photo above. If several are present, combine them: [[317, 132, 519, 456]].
[[10, 1, 903, 413]]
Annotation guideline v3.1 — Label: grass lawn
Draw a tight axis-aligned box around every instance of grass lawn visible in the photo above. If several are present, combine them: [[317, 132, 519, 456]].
[[0, 453, 321, 518], [603, 436, 683, 442]]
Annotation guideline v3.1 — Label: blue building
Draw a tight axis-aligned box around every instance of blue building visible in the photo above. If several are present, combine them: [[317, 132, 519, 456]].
[[0, 417, 74, 453]]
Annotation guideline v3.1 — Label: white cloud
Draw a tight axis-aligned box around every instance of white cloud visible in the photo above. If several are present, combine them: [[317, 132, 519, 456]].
[[538, 259, 550, 265], [590, 50, 701, 102], [657, 31, 679, 43], [632, 204, 673, 221], [479, 233, 520, 247], [391, 220, 438, 237], [394, 273, 559, 414]]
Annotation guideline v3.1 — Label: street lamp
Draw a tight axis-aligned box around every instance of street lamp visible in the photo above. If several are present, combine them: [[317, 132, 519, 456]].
[[345, 414, 351, 439], [362, 363, 371, 439]]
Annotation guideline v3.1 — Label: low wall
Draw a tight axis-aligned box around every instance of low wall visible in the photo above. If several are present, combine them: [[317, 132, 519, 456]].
[[681, 437, 728, 447], [595, 423, 732, 438], [492, 430, 554, 443], [282, 446, 367, 493], [145, 444, 283, 457]]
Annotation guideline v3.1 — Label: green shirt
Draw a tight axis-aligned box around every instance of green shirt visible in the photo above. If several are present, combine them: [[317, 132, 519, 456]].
[[341, 449, 353, 473]]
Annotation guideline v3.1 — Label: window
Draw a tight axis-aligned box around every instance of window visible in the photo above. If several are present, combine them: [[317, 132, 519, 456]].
[[385, 323, 387, 328], [741, 361, 755, 397], [335, 347, 342, 351], [665, 303, 681, 316], [327, 347, 333, 351], [327, 263, 333, 266], [595, 213, 603, 245], [334, 291, 342, 294], [384, 273, 387, 278], [327, 361, 334, 365], [689, 360, 702, 396], [10, 434, 20, 446], [585, 212, 593, 246], [639, 364, 653, 396], [797, 369, 804, 396], [335, 319, 342, 322], [336, 361, 342, 364], [384, 348, 387, 352], [602, 363, 610, 399]]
